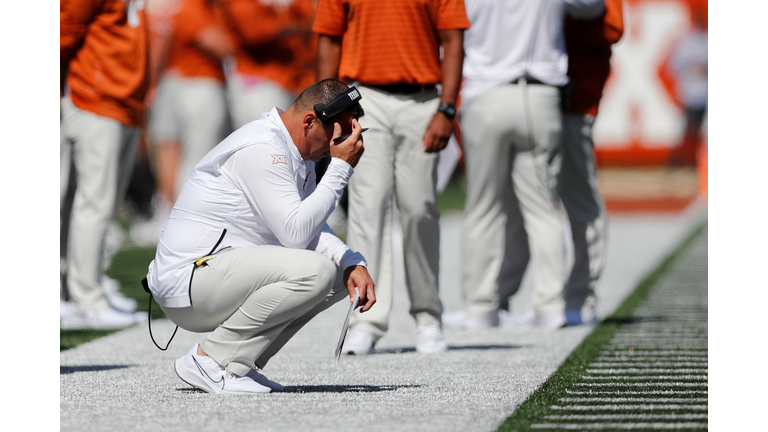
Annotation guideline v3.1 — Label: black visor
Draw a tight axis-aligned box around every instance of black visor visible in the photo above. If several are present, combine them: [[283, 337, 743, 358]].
[[314, 86, 362, 122]]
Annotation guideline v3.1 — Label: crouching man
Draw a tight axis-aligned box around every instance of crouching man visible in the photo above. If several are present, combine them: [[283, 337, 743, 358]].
[[144, 79, 375, 394]]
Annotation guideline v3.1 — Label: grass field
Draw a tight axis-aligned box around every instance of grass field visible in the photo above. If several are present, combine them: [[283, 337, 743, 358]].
[[497, 220, 708, 431], [60, 175, 467, 351]]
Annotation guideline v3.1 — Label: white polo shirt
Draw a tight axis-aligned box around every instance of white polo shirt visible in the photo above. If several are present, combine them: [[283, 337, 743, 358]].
[[146, 107, 366, 307], [460, 0, 605, 110]]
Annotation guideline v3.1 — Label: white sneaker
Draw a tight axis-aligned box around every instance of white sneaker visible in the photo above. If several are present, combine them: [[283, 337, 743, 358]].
[[246, 369, 284, 392], [60, 299, 78, 319], [101, 275, 138, 313], [498, 310, 535, 328], [342, 329, 376, 355], [129, 200, 172, 247], [416, 325, 448, 354], [60, 305, 148, 330], [534, 314, 566, 330], [442, 309, 499, 329], [174, 344, 271, 394], [564, 309, 600, 327]]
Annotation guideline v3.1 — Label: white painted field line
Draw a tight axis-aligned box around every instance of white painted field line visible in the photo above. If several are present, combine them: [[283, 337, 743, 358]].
[[598, 350, 707, 356], [604, 344, 708, 348], [600, 343, 707, 351], [612, 333, 707, 338], [610, 338, 707, 344], [530, 422, 708, 429], [584, 368, 708, 374], [557, 398, 708, 403], [548, 404, 707, 411], [593, 358, 708, 363], [590, 362, 708, 368], [565, 390, 707, 395], [580, 375, 707, 381], [542, 413, 708, 420], [616, 329, 707, 334], [573, 383, 707, 387]]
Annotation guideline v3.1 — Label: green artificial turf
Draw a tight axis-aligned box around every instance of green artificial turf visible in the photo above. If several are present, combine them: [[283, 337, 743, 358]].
[[496, 219, 708, 432], [437, 172, 466, 214], [60, 246, 160, 351]]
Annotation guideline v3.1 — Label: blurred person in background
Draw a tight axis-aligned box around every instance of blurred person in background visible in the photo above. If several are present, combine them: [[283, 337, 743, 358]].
[[219, 0, 317, 129], [130, 0, 236, 246], [558, 0, 623, 326], [314, 0, 470, 355], [60, 0, 150, 328], [668, 9, 707, 168], [443, 0, 605, 330]]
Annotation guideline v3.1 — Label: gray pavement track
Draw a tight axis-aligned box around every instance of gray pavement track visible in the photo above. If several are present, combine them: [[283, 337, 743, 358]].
[[60, 201, 707, 432]]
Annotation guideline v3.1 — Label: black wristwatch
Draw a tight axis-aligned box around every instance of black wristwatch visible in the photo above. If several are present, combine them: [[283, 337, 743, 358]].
[[437, 102, 457, 120]]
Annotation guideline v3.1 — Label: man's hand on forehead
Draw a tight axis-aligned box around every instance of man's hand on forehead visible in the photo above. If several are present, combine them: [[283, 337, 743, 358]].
[[329, 119, 365, 168]]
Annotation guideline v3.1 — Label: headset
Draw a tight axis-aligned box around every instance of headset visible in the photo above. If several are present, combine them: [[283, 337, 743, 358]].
[[314, 86, 363, 124]]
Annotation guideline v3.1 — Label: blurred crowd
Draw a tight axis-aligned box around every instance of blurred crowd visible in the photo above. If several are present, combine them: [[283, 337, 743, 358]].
[[60, 0, 707, 352]]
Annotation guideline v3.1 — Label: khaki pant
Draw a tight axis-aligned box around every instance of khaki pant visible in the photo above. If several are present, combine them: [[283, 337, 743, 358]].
[[558, 114, 607, 314], [227, 75, 294, 129], [346, 85, 443, 338], [460, 81, 566, 320], [60, 95, 139, 313], [161, 246, 348, 376], [148, 74, 227, 197]]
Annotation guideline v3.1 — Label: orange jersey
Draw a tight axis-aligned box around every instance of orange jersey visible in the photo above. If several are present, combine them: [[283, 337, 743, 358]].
[[565, 0, 624, 116], [313, 0, 470, 85], [164, 0, 227, 82], [61, 0, 150, 126], [219, 0, 317, 95]]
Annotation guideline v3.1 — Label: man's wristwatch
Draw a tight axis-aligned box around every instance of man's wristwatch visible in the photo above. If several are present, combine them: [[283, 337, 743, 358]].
[[437, 102, 457, 121]]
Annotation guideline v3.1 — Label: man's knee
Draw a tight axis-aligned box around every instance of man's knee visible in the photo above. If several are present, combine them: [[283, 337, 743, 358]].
[[301, 252, 337, 297]]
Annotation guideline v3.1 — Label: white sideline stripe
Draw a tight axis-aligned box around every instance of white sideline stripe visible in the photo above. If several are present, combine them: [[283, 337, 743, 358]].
[[557, 398, 708, 403], [605, 346, 708, 350], [585, 368, 708, 374], [542, 414, 708, 420], [565, 390, 707, 395], [610, 341, 708, 346], [593, 354, 709, 363], [615, 332, 707, 337], [574, 383, 707, 387], [612, 336, 708, 340], [548, 404, 708, 411], [591, 361, 708, 366], [530, 422, 708, 429], [599, 351, 707, 356], [580, 375, 707, 380]]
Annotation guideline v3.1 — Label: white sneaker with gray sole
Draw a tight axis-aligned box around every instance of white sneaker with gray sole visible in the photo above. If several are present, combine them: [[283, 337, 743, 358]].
[[174, 344, 271, 394], [416, 325, 448, 354], [342, 329, 376, 355], [442, 309, 500, 329], [101, 275, 138, 313], [60, 305, 147, 330]]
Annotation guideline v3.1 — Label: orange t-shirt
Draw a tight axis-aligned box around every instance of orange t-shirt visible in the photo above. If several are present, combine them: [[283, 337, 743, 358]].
[[164, 0, 227, 82], [219, 0, 317, 95], [312, 0, 470, 85], [564, 0, 624, 116], [61, 0, 149, 127]]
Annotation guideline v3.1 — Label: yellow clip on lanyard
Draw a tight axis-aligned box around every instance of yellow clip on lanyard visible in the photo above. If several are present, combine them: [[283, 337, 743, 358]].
[[196, 255, 213, 266]]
